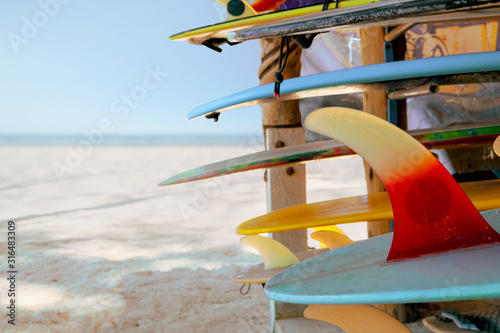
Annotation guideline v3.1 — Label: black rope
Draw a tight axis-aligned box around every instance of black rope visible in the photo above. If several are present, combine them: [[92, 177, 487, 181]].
[[322, 0, 331, 10], [273, 36, 289, 98], [274, 0, 341, 96], [322, 0, 339, 11], [239, 283, 251, 295]]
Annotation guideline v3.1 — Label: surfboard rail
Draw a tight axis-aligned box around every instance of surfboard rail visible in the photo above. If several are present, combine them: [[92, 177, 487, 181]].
[[170, 0, 374, 45]]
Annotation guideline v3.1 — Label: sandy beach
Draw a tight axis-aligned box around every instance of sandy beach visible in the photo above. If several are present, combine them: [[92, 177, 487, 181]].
[[0, 142, 369, 332]]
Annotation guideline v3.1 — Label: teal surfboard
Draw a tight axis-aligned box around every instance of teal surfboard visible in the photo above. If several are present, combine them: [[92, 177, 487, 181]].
[[265, 209, 500, 305], [187, 51, 500, 120]]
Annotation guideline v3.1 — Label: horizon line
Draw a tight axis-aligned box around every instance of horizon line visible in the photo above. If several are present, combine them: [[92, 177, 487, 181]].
[[0, 133, 265, 145]]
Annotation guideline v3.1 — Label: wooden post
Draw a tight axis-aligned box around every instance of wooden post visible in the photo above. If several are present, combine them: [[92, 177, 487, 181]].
[[360, 27, 407, 322], [360, 27, 393, 238], [258, 37, 308, 324]]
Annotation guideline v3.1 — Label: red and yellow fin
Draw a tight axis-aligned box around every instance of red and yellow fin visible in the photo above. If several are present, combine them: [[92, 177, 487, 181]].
[[304, 107, 500, 262]]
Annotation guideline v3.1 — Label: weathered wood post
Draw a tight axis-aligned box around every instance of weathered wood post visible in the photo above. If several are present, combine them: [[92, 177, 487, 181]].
[[258, 36, 308, 326], [360, 26, 407, 322], [360, 27, 393, 238]]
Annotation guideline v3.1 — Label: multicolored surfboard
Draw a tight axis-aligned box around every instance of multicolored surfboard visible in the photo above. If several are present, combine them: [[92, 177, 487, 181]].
[[159, 123, 500, 186], [170, 0, 374, 50], [228, 0, 500, 43]]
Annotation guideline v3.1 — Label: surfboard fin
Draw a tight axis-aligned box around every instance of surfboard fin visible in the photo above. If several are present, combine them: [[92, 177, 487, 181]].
[[240, 235, 300, 270], [493, 135, 500, 157], [304, 107, 500, 262], [311, 225, 345, 235], [304, 304, 412, 333], [205, 112, 220, 122], [310, 230, 354, 250]]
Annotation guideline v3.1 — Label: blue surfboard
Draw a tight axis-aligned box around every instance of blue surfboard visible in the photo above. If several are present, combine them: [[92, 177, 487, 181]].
[[187, 51, 500, 120]]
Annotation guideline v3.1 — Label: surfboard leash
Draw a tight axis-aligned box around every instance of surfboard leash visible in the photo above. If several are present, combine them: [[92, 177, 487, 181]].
[[273, 36, 290, 98], [274, 0, 340, 96], [239, 283, 251, 295], [323, 0, 339, 11]]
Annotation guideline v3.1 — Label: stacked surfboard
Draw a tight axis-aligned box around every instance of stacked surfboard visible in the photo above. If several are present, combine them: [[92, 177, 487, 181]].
[[166, 1, 500, 331]]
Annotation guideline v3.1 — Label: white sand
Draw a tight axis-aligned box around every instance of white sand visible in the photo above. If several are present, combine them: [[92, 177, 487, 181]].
[[0, 143, 368, 332]]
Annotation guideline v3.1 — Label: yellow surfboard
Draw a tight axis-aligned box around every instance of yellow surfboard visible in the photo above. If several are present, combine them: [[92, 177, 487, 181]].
[[237, 179, 500, 235], [304, 304, 411, 333], [170, 0, 374, 47]]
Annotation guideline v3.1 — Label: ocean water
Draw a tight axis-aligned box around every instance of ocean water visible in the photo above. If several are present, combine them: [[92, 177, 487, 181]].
[[0, 134, 264, 146]]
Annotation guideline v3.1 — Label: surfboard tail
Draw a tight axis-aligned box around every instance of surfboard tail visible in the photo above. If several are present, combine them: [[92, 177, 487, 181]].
[[304, 107, 500, 262]]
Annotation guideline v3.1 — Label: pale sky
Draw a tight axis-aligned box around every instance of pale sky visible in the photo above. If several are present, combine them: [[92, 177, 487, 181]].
[[0, 0, 264, 137]]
